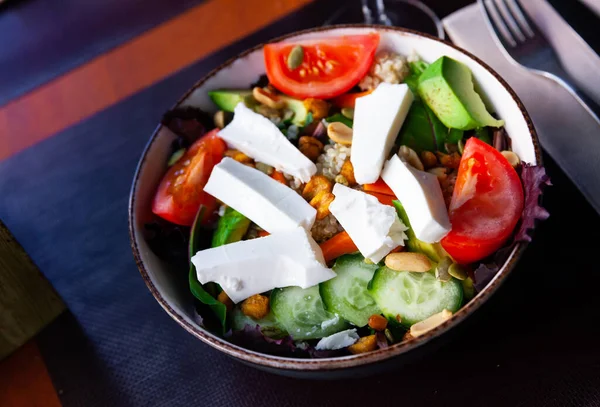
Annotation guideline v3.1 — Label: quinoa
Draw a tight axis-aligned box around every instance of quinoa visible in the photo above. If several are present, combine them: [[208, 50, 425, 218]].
[[311, 214, 343, 243], [359, 51, 410, 91], [316, 143, 351, 180]]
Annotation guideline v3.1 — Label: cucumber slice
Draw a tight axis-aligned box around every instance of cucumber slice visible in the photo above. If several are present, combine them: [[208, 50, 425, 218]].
[[369, 266, 463, 326], [230, 307, 287, 339], [271, 286, 349, 340], [319, 254, 380, 327]]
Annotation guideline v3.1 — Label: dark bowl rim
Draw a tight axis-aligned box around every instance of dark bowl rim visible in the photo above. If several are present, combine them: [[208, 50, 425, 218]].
[[128, 24, 543, 372]]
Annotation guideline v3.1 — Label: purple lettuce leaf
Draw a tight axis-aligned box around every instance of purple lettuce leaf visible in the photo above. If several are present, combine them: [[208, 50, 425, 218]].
[[514, 163, 551, 242], [376, 332, 389, 349], [229, 324, 348, 358], [161, 107, 213, 144], [229, 325, 299, 356], [473, 164, 550, 292]]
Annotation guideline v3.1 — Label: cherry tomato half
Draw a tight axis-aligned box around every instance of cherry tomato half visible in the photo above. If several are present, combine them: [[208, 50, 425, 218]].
[[264, 33, 379, 99], [441, 137, 524, 264], [152, 129, 226, 226]]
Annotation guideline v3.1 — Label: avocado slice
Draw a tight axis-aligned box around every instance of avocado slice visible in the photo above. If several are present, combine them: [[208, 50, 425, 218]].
[[211, 207, 251, 248], [392, 200, 448, 262], [417, 56, 504, 131], [208, 89, 308, 125]]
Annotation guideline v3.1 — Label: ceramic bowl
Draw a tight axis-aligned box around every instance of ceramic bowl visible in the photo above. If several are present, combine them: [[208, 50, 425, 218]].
[[129, 25, 542, 379]]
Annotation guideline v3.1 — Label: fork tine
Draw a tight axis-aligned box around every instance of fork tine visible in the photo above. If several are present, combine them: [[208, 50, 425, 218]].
[[494, 0, 526, 43], [481, 0, 517, 48], [506, 0, 535, 38]]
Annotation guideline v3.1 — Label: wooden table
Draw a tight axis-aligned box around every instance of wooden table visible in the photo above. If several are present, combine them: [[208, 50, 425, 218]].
[[0, 0, 310, 404]]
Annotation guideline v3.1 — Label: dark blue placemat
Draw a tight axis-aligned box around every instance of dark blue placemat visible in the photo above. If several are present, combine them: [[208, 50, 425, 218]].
[[0, 0, 204, 106], [1, 0, 599, 406]]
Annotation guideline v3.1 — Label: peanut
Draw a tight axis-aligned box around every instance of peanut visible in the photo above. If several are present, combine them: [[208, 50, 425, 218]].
[[340, 160, 357, 186], [213, 110, 231, 129], [385, 252, 432, 272], [252, 87, 285, 109], [298, 136, 324, 162], [501, 150, 520, 168], [217, 291, 234, 312], [327, 122, 353, 145], [309, 190, 335, 220], [427, 167, 448, 182], [398, 146, 424, 171], [348, 335, 378, 354], [241, 294, 270, 320], [409, 309, 453, 338], [302, 175, 333, 201], [420, 150, 438, 169], [368, 314, 388, 331], [436, 152, 461, 169], [303, 98, 330, 120]]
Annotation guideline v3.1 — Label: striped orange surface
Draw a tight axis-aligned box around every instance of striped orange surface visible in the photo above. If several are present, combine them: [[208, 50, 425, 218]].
[[0, 0, 312, 162], [0, 0, 312, 405], [0, 340, 62, 407]]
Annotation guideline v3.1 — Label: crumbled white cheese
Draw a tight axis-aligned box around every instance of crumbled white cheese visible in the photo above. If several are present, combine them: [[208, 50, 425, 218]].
[[320, 314, 340, 330], [329, 184, 408, 263], [315, 329, 359, 350]]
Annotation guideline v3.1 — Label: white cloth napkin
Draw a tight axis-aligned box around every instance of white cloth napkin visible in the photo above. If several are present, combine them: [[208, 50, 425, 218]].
[[443, 2, 600, 214]]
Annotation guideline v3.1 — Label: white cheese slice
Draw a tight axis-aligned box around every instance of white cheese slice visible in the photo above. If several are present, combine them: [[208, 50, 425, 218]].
[[381, 155, 451, 243], [204, 157, 316, 233], [350, 83, 414, 184], [315, 329, 359, 350], [191, 227, 335, 303], [328, 184, 408, 263], [218, 103, 316, 183]]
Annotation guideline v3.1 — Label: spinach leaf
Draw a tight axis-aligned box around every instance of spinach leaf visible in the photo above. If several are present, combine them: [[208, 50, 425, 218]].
[[398, 101, 446, 152], [188, 206, 228, 333], [324, 113, 353, 128], [404, 60, 430, 96]]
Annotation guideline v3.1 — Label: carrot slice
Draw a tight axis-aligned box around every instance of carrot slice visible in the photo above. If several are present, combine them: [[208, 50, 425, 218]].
[[330, 89, 373, 109], [271, 170, 287, 185], [364, 178, 395, 196], [364, 190, 396, 207], [319, 231, 358, 263]]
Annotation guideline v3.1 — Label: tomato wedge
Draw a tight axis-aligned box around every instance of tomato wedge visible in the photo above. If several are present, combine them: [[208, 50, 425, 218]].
[[264, 33, 379, 99], [152, 129, 226, 226], [364, 178, 395, 196], [330, 89, 373, 108], [364, 191, 395, 207], [441, 138, 524, 264]]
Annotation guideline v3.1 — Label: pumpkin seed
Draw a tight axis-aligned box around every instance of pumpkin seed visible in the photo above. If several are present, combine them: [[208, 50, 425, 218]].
[[384, 328, 395, 343], [448, 263, 468, 281], [167, 148, 185, 167], [341, 107, 354, 119], [287, 45, 304, 70], [435, 256, 452, 282], [501, 150, 520, 168]]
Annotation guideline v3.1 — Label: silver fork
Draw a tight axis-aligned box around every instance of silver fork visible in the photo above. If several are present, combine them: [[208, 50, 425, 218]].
[[479, 0, 600, 120]]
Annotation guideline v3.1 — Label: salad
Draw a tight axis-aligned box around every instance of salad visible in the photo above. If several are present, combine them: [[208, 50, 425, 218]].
[[146, 32, 549, 357]]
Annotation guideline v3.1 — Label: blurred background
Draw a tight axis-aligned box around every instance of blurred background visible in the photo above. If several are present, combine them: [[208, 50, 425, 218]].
[[1, 1, 599, 406]]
